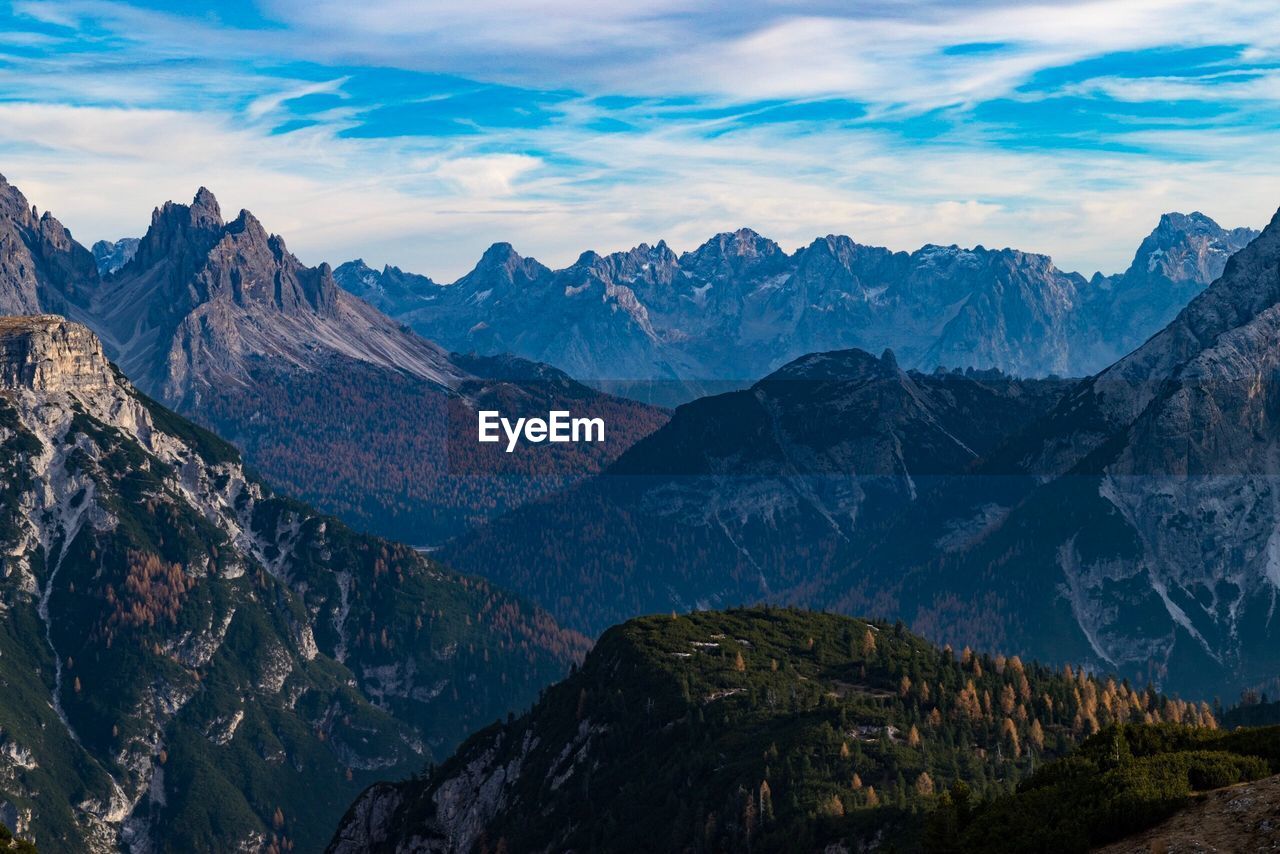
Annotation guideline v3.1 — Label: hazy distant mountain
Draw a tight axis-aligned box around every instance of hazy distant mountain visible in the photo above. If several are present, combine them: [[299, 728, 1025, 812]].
[[1073, 211, 1263, 370], [0, 180, 667, 544], [336, 216, 1257, 403], [0, 315, 585, 852], [90, 237, 138, 275], [332, 259, 438, 315]]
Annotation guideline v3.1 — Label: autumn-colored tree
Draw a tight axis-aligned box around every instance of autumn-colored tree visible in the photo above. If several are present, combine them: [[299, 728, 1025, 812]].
[[1001, 717, 1020, 757], [110, 550, 195, 632], [1029, 718, 1045, 751], [861, 628, 876, 656]]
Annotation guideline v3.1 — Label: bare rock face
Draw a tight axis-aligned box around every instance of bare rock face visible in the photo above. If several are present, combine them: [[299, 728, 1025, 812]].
[[0, 314, 113, 391], [90, 187, 462, 406]]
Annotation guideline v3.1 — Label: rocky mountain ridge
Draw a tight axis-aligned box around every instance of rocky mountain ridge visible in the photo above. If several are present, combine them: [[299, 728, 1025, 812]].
[[0, 176, 98, 318], [335, 215, 1258, 403]]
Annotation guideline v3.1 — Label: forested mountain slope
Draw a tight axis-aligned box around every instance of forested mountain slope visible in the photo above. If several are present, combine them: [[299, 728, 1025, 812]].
[[0, 315, 586, 853], [331, 608, 1211, 854]]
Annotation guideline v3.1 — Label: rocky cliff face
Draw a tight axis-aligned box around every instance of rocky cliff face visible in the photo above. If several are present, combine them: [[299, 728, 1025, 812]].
[[338, 216, 1256, 404], [0, 315, 113, 391], [0, 316, 586, 853]]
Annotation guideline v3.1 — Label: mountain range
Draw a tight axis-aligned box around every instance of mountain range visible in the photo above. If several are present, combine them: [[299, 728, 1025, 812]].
[[0, 314, 585, 852], [334, 213, 1256, 404], [437, 207, 1280, 699], [5, 167, 1280, 851], [0, 177, 667, 544]]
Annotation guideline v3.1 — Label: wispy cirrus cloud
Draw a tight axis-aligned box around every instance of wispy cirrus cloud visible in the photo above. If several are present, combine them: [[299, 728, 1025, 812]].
[[0, 0, 1278, 280]]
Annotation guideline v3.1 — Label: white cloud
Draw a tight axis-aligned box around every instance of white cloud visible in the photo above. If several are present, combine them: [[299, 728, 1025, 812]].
[[2, 98, 1277, 285], [431, 154, 542, 196], [245, 0, 1280, 107], [2, 0, 1280, 284]]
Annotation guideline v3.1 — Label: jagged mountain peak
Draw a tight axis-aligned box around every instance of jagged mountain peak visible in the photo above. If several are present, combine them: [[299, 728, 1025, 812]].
[[153, 185, 224, 230], [191, 185, 222, 221], [679, 227, 788, 282], [76, 184, 462, 402], [1161, 209, 1214, 226], [686, 226, 781, 259], [478, 240, 521, 264], [1123, 209, 1260, 286], [226, 206, 267, 239], [459, 241, 550, 288], [130, 187, 228, 274], [0, 173, 35, 223], [570, 241, 681, 286]]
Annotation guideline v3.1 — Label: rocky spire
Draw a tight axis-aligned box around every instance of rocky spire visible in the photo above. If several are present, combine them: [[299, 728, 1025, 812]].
[[0, 176, 99, 315], [130, 186, 227, 273]]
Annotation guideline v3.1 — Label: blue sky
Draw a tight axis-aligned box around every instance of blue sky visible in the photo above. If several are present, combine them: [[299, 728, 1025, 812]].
[[1, 0, 1279, 279]]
